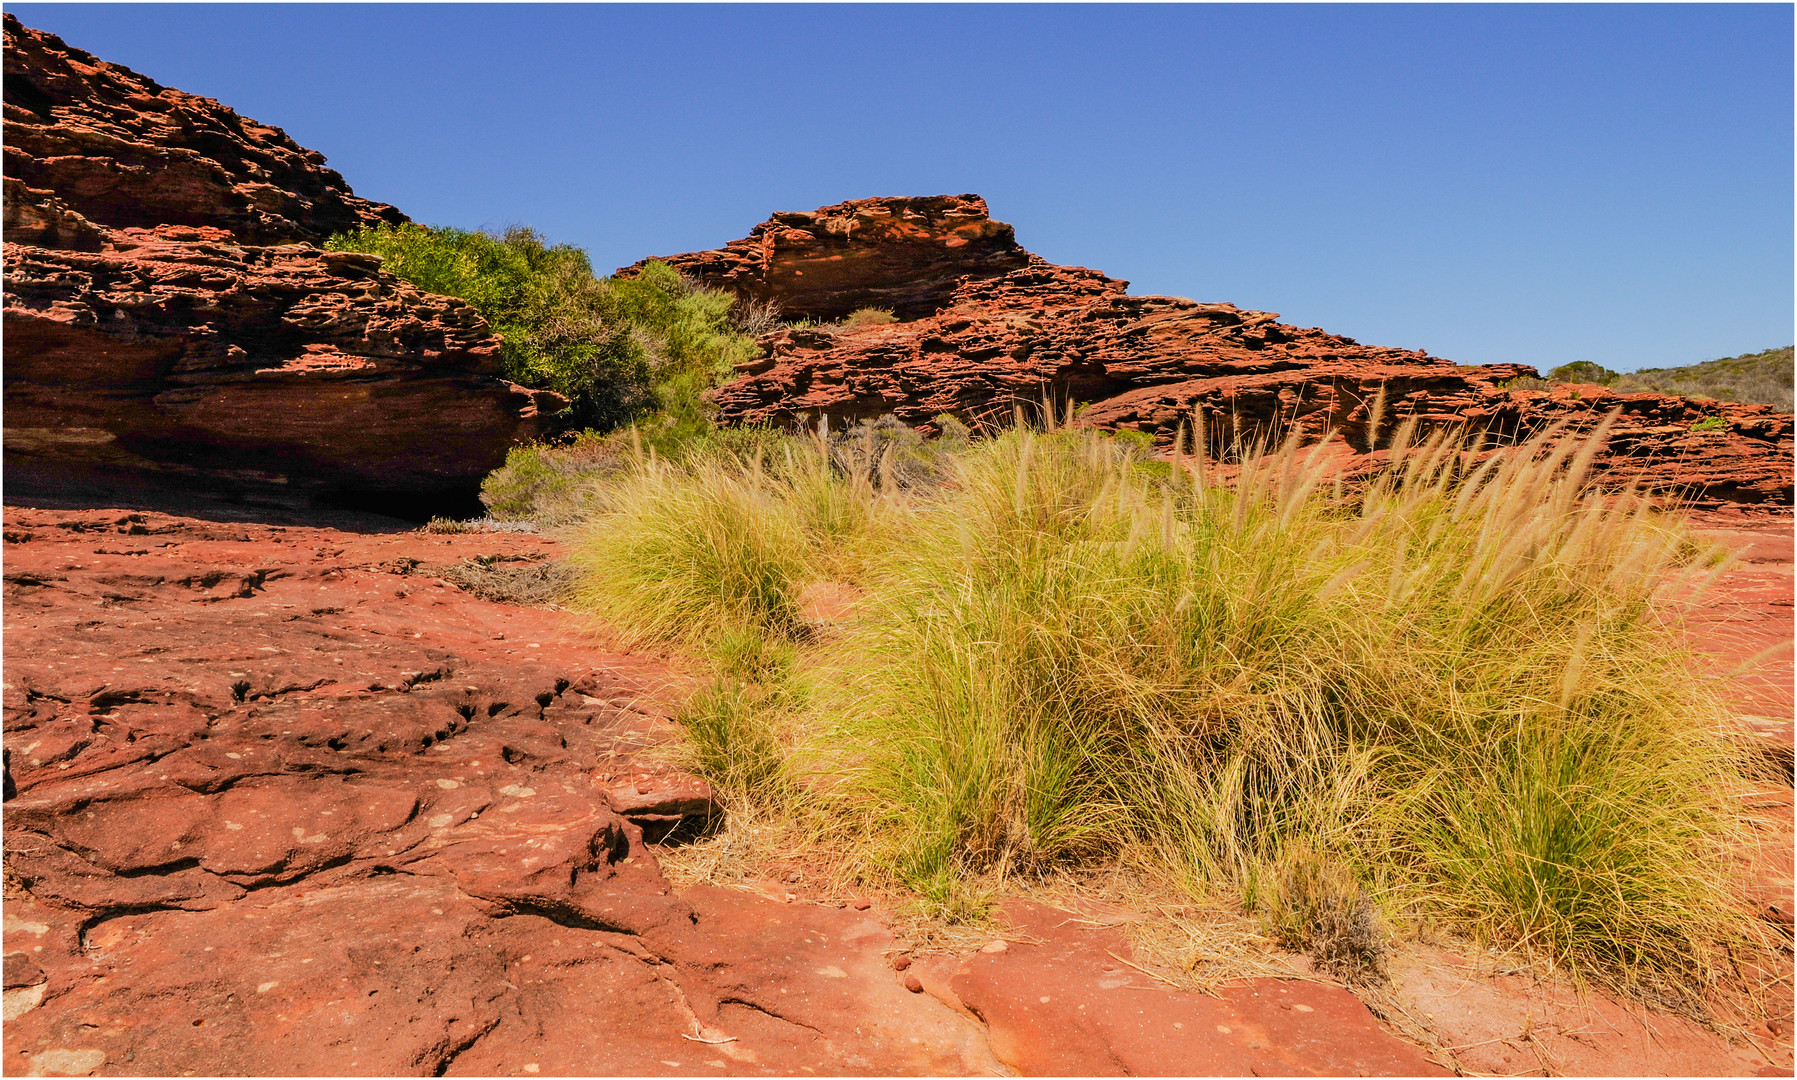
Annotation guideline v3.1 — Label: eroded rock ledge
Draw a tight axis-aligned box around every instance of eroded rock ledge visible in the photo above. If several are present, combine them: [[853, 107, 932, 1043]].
[[2, 15, 561, 516], [641, 196, 1793, 509]]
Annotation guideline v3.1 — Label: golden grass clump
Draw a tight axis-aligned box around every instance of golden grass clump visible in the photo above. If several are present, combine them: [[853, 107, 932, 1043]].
[[568, 408, 1765, 1004]]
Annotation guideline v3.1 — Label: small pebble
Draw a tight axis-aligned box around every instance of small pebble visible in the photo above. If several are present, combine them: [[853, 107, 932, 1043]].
[[853, 898, 872, 911], [979, 940, 1008, 954], [903, 973, 924, 993], [892, 955, 911, 972]]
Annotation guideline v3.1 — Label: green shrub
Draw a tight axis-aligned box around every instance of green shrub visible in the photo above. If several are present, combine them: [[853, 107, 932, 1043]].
[[325, 225, 757, 432], [1540, 347, 1794, 412], [1613, 346, 1793, 412], [478, 434, 633, 523], [1546, 360, 1620, 385], [1500, 374, 1552, 391]]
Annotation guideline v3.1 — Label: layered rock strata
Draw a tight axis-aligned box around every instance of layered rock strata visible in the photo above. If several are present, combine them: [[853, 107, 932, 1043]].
[[2, 14, 402, 244], [651, 197, 1793, 508], [3, 16, 558, 514], [618, 194, 1030, 321]]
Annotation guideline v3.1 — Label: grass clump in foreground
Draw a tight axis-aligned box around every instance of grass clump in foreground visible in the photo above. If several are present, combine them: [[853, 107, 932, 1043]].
[[565, 410, 1769, 1009]]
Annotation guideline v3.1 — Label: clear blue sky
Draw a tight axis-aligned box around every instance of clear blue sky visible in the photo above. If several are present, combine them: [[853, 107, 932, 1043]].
[[12, 3, 1792, 372]]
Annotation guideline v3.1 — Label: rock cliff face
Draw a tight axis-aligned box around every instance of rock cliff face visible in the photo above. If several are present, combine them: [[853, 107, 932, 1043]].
[[2, 14, 404, 244], [651, 196, 1793, 509], [3, 15, 559, 515]]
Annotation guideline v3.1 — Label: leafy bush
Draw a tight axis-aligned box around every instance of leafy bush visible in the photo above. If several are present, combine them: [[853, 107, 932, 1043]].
[[1530, 347, 1794, 412], [1546, 360, 1619, 385], [325, 225, 757, 431]]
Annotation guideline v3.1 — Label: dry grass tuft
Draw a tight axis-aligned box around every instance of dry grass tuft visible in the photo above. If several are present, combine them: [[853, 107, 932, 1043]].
[[566, 407, 1775, 1012]]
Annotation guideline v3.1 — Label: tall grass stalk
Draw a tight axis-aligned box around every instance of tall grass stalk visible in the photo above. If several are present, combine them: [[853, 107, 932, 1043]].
[[570, 411, 1764, 1000]]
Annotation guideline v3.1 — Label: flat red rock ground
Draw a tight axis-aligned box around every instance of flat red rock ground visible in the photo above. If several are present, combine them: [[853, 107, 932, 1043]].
[[2, 501, 1790, 1076]]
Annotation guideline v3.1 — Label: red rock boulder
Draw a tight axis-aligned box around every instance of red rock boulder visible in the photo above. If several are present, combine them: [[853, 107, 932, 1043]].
[[2, 16, 561, 516], [618, 194, 1030, 321]]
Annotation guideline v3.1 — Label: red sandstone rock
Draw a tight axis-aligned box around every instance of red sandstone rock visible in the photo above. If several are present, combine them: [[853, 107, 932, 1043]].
[[917, 901, 1447, 1077], [2, 18, 560, 515], [646, 196, 1793, 509], [618, 194, 1030, 321], [0, 508, 1004, 1076], [3, 14, 403, 244], [4, 226, 562, 513], [1387, 944, 1783, 1076]]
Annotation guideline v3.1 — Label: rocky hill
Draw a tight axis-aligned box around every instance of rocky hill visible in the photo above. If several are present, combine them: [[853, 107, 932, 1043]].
[[2, 15, 562, 517], [634, 196, 1794, 510]]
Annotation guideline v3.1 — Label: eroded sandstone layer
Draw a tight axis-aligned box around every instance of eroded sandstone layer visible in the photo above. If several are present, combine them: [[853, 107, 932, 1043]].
[[618, 194, 1029, 322], [2, 16, 559, 516], [651, 196, 1793, 509]]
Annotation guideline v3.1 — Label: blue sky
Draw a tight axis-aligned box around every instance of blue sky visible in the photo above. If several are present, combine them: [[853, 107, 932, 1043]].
[[12, 3, 1792, 372]]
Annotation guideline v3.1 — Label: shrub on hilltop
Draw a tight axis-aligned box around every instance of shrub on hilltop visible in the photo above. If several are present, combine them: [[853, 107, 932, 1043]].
[[1612, 346, 1793, 413], [1535, 348, 1793, 412]]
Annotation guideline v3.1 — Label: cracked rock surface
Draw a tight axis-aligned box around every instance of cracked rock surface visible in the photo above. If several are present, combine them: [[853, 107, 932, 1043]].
[[0, 507, 1002, 1076]]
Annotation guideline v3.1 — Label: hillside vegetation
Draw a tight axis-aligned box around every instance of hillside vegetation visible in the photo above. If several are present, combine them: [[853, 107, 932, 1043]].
[[488, 408, 1773, 1011], [325, 224, 759, 431], [1545, 346, 1793, 413]]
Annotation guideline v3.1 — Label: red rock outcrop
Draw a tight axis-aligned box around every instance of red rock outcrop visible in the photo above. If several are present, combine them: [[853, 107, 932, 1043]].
[[652, 197, 1793, 509], [3, 16, 559, 515], [619, 194, 1030, 321], [3, 14, 403, 244], [0, 509, 1007, 1075]]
